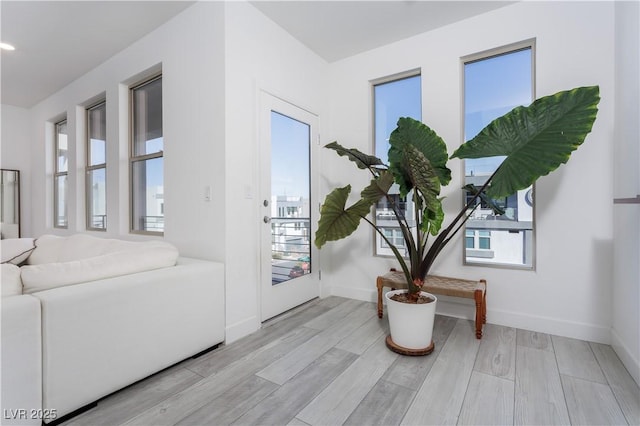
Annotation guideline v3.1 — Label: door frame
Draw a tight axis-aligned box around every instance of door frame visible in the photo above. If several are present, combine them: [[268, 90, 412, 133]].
[[257, 90, 320, 322]]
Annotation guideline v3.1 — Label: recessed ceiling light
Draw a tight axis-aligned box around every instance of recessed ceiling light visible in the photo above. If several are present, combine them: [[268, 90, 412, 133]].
[[0, 42, 16, 51]]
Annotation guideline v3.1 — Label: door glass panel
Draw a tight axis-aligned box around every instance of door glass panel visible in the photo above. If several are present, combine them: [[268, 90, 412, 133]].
[[270, 111, 311, 285]]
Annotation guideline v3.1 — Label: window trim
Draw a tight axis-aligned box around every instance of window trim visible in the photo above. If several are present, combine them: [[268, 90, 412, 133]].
[[460, 39, 536, 270], [129, 73, 163, 235], [86, 100, 107, 231], [53, 118, 68, 229]]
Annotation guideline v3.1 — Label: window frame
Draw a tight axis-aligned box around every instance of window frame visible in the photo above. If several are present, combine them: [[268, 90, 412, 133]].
[[129, 73, 164, 235], [53, 118, 68, 229], [371, 69, 422, 257], [86, 100, 107, 231], [460, 39, 536, 270]]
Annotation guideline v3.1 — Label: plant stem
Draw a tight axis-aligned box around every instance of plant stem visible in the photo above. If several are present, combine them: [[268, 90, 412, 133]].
[[361, 215, 416, 293], [419, 167, 501, 279]]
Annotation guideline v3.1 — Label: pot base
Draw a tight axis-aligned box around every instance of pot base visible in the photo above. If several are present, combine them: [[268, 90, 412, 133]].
[[385, 335, 435, 356]]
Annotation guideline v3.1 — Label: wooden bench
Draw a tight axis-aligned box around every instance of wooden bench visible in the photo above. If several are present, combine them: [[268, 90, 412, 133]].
[[376, 270, 487, 339]]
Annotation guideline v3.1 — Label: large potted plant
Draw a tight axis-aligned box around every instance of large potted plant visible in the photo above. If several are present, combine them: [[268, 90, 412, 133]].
[[315, 86, 600, 353]]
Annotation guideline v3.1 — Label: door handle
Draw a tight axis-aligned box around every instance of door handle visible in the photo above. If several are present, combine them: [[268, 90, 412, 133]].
[[263, 216, 271, 224]]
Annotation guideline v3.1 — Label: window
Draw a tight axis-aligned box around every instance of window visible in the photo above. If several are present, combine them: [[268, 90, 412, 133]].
[[372, 72, 421, 256], [86, 101, 107, 230], [54, 119, 68, 228], [462, 41, 535, 268], [130, 75, 163, 234], [381, 228, 405, 249], [479, 230, 491, 249], [465, 229, 475, 249], [465, 230, 491, 249]]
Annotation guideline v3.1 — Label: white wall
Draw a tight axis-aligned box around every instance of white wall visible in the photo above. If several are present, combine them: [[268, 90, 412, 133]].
[[26, 2, 226, 262], [223, 2, 329, 342], [323, 1, 616, 343], [1, 105, 32, 237], [612, 0, 640, 385]]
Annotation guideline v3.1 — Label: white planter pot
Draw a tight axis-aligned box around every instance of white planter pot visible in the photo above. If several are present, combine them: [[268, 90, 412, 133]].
[[385, 289, 437, 350]]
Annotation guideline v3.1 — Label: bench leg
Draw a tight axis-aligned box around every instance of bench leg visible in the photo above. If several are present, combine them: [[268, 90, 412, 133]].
[[376, 277, 384, 319], [483, 290, 487, 324], [474, 288, 484, 339]]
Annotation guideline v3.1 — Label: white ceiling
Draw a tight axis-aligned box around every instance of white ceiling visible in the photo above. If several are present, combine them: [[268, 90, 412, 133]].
[[0, 1, 195, 108], [251, 1, 513, 63], [1, 0, 512, 109]]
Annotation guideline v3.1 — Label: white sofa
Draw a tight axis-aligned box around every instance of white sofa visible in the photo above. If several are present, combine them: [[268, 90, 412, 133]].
[[1, 235, 225, 424], [1, 293, 42, 425]]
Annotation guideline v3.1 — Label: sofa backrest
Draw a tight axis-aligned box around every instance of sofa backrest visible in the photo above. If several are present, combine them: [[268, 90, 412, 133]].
[[22, 234, 179, 294], [27, 234, 163, 265]]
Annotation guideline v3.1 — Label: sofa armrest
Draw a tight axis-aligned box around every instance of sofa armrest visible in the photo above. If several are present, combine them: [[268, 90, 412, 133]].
[[31, 257, 224, 420], [1, 295, 43, 425]]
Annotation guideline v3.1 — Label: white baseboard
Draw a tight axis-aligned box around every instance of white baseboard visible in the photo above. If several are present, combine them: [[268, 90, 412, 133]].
[[329, 285, 378, 303], [225, 315, 260, 345], [487, 307, 611, 344], [611, 328, 640, 387], [327, 285, 612, 344]]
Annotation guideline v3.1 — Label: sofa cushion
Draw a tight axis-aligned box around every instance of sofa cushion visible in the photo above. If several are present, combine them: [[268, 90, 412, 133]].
[[21, 242, 179, 294], [1, 264, 22, 297], [1, 238, 36, 265], [27, 234, 146, 265]]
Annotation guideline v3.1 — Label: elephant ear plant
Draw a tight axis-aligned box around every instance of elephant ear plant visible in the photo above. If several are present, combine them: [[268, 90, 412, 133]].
[[315, 86, 600, 302]]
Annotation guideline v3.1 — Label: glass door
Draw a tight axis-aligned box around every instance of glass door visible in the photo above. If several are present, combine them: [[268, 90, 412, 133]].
[[259, 92, 319, 321]]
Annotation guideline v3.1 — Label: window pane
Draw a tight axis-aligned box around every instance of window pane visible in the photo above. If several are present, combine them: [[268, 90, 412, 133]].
[[373, 74, 421, 256], [466, 237, 475, 249], [131, 157, 164, 232], [374, 75, 421, 164], [465, 229, 475, 249], [463, 47, 533, 268], [88, 102, 106, 166], [87, 168, 106, 229], [54, 175, 67, 228], [479, 232, 491, 249], [56, 121, 68, 172], [132, 77, 163, 156], [464, 49, 531, 176]]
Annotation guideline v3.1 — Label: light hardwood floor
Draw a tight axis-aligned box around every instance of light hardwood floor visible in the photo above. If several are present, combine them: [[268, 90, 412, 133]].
[[63, 297, 639, 426]]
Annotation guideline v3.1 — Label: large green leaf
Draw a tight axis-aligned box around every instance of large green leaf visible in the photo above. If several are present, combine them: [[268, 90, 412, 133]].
[[388, 117, 452, 196], [360, 170, 394, 203], [315, 185, 375, 248], [404, 145, 442, 224], [325, 141, 385, 170], [452, 86, 600, 198], [422, 197, 444, 236]]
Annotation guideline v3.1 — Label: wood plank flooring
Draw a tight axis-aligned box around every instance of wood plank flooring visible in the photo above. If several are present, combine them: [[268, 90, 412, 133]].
[[63, 296, 640, 426]]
